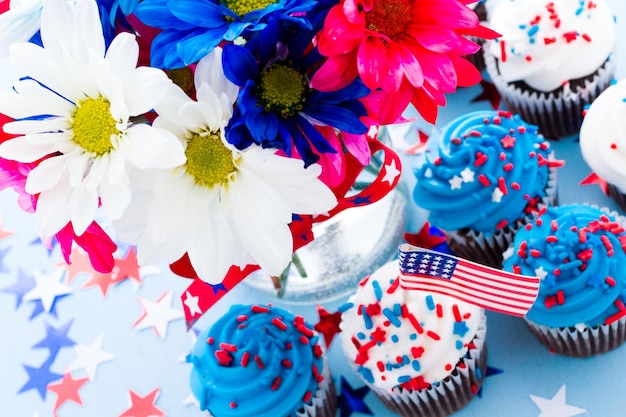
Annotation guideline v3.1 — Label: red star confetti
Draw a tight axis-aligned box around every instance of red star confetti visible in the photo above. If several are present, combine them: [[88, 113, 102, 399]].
[[403, 129, 430, 155], [314, 305, 343, 349], [81, 270, 118, 297], [112, 247, 142, 286], [0, 214, 14, 241], [471, 80, 502, 110], [133, 291, 184, 338], [56, 247, 98, 285], [47, 372, 90, 417], [403, 221, 447, 250], [118, 388, 166, 417], [579, 172, 609, 196]]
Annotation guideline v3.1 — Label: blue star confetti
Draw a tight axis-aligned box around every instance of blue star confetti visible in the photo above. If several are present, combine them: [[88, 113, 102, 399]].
[[338, 376, 373, 417], [32, 320, 76, 362], [18, 356, 63, 400]]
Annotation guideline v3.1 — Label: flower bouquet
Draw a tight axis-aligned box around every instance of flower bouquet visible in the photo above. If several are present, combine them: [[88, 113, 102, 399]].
[[0, 0, 497, 318]]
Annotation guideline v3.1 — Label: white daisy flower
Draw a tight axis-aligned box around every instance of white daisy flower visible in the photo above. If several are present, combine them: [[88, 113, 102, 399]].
[[115, 48, 338, 284], [0, 0, 185, 237], [0, 0, 43, 57]]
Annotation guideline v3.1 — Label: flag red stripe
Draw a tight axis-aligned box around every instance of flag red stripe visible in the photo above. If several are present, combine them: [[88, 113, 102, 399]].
[[399, 280, 530, 316], [403, 270, 538, 300], [400, 275, 534, 311], [457, 259, 540, 283], [399, 284, 527, 317], [447, 267, 539, 297], [455, 264, 540, 291]]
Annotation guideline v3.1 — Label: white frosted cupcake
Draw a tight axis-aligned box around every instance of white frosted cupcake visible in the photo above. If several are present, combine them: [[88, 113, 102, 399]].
[[484, 0, 617, 139], [339, 261, 487, 417], [580, 79, 626, 213]]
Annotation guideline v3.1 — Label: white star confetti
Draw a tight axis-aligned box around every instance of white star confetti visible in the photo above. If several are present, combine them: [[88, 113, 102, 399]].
[[530, 385, 586, 417]]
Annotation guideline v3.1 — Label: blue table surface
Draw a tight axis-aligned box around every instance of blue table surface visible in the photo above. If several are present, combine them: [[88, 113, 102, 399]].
[[2, 1, 626, 416]]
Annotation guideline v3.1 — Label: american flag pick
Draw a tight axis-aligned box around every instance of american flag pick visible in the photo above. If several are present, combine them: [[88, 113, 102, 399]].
[[397, 244, 540, 317]]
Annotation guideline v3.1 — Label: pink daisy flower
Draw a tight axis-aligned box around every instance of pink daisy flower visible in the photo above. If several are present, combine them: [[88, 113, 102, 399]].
[[311, 0, 499, 124]]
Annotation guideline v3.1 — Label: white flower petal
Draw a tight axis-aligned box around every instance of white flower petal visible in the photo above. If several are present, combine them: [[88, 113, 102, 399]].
[[4, 117, 69, 135], [125, 124, 185, 169], [24, 154, 69, 193], [69, 182, 99, 235], [100, 179, 131, 220], [123, 66, 172, 115], [35, 179, 73, 237], [195, 48, 238, 107], [0, 81, 74, 118], [39, 0, 74, 61], [73, 0, 105, 62], [0, 1, 43, 57], [105, 32, 138, 77], [0, 135, 58, 162]]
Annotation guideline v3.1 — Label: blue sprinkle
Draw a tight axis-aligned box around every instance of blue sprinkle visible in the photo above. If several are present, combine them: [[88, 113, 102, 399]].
[[391, 335, 399, 343], [383, 308, 402, 328], [372, 280, 383, 301], [386, 363, 393, 371], [425, 295, 436, 311], [456, 340, 463, 350], [575, 7, 583, 16], [529, 38, 535, 44], [337, 302, 354, 313], [453, 321, 470, 338], [357, 332, 366, 340], [412, 360, 421, 372], [361, 305, 373, 330], [518, 24, 526, 30], [358, 367, 375, 384], [397, 375, 411, 383], [410, 333, 417, 340], [393, 303, 403, 316], [402, 355, 410, 365], [527, 25, 539, 37]]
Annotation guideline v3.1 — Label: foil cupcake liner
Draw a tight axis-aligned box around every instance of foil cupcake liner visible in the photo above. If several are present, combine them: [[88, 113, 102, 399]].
[[368, 314, 488, 417], [484, 49, 616, 139], [299, 357, 338, 417]]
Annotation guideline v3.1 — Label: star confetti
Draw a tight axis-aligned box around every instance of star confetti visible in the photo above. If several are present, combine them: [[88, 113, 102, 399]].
[[0, 245, 10, 273], [57, 247, 98, 285], [2, 267, 36, 309], [68, 334, 116, 380], [133, 291, 184, 338], [403, 129, 430, 154], [530, 385, 586, 417], [81, 270, 118, 297], [18, 357, 63, 400], [471, 79, 502, 110], [403, 221, 448, 251], [112, 246, 142, 286], [118, 388, 166, 417], [32, 320, 76, 362], [477, 365, 504, 398], [314, 305, 342, 349], [381, 159, 401, 185], [579, 172, 609, 196], [338, 377, 373, 417], [0, 214, 14, 241], [47, 372, 90, 417], [23, 268, 72, 313]]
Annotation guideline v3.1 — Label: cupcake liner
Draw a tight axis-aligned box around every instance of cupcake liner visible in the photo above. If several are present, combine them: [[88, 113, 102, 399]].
[[607, 183, 626, 214], [445, 160, 559, 268], [484, 50, 616, 139], [368, 314, 488, 417], [515, 204, 626, 357], [524, 315, 626, 357], [298, 356, 338, 417]]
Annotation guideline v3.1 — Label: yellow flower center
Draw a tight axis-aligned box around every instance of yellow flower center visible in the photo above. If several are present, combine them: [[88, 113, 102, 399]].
[[365, 0, 412, 39], [257, 62, 309, 118], [185, 130, 237, 188], [222, 0, 278, 17], [71, 96, 119, 155]]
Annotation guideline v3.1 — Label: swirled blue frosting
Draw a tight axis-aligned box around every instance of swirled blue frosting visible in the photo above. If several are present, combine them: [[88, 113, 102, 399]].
[[413, 110, 556, 234], [188, 304, 325, 417], [503, 205, 626, 328]]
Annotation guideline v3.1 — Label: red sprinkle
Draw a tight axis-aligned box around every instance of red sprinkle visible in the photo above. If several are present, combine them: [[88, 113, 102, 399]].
[[498, 177, 508, 195], [601, 235, 615, 256], [478, 174, 491, 187], [436, 303, 443, 318], [230, 402, 237, 409], [281, 358, 292, 368], [411, 346, 424, 358], [240, 351, 250, 367], [556, 290, 565, 305], [512, 265, 522, 274], [496, 219, 508, 230], [303, 391, 313, 403], [606, 277, 617, 287], [207, 337, 214, 345], [271, 317, 288, 331], [530, 249, 541, 257], [581, 33, 592, 42], [546, 235, 558, 243], [251, 305, 270, 313], [500, 40, 507, 62], [426, 330, 441, 341], [299, 335, 310, 345], [236, 315, 248, 322], [452, 304, 462, 322], [255, 355, 265, 369], [387, 277, 401, 294], [219, 342, 237, 352], [271, 376, 282, 390], [474, 153, 488, 167]]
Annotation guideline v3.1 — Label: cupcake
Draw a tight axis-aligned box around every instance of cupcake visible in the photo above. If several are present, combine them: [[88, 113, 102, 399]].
[[339, 261, 487, 417], [502, 204, 626, 357], [412, 110, 561, 268], [579, 79, 626, 213], [188, 304, 337, 417], [484, 0, 617, 139]]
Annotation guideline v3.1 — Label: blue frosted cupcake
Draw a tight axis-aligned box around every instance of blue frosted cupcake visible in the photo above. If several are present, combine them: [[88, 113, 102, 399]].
[[503, 204, 626, 356], [187, 304, 337, 417], [413, 110, 561, 267]]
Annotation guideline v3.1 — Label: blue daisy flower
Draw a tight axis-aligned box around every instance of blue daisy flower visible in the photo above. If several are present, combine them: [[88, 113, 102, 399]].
[[132, 0, 319, 69], [221, 24, 370, 167]]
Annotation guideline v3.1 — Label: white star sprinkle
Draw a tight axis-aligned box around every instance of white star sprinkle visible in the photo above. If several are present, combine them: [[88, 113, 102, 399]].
[[449, 175, 463, 190], [183, 291, 202, 317], [460, 167, 475, 182], [534, 266, 548, 281], [492, 187, 504, 203]]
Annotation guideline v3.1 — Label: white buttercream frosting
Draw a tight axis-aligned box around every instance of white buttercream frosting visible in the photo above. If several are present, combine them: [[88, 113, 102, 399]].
[[580, 79, 626, 192], [339, 261, 483, 392], [487, 0, 616, 91]]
